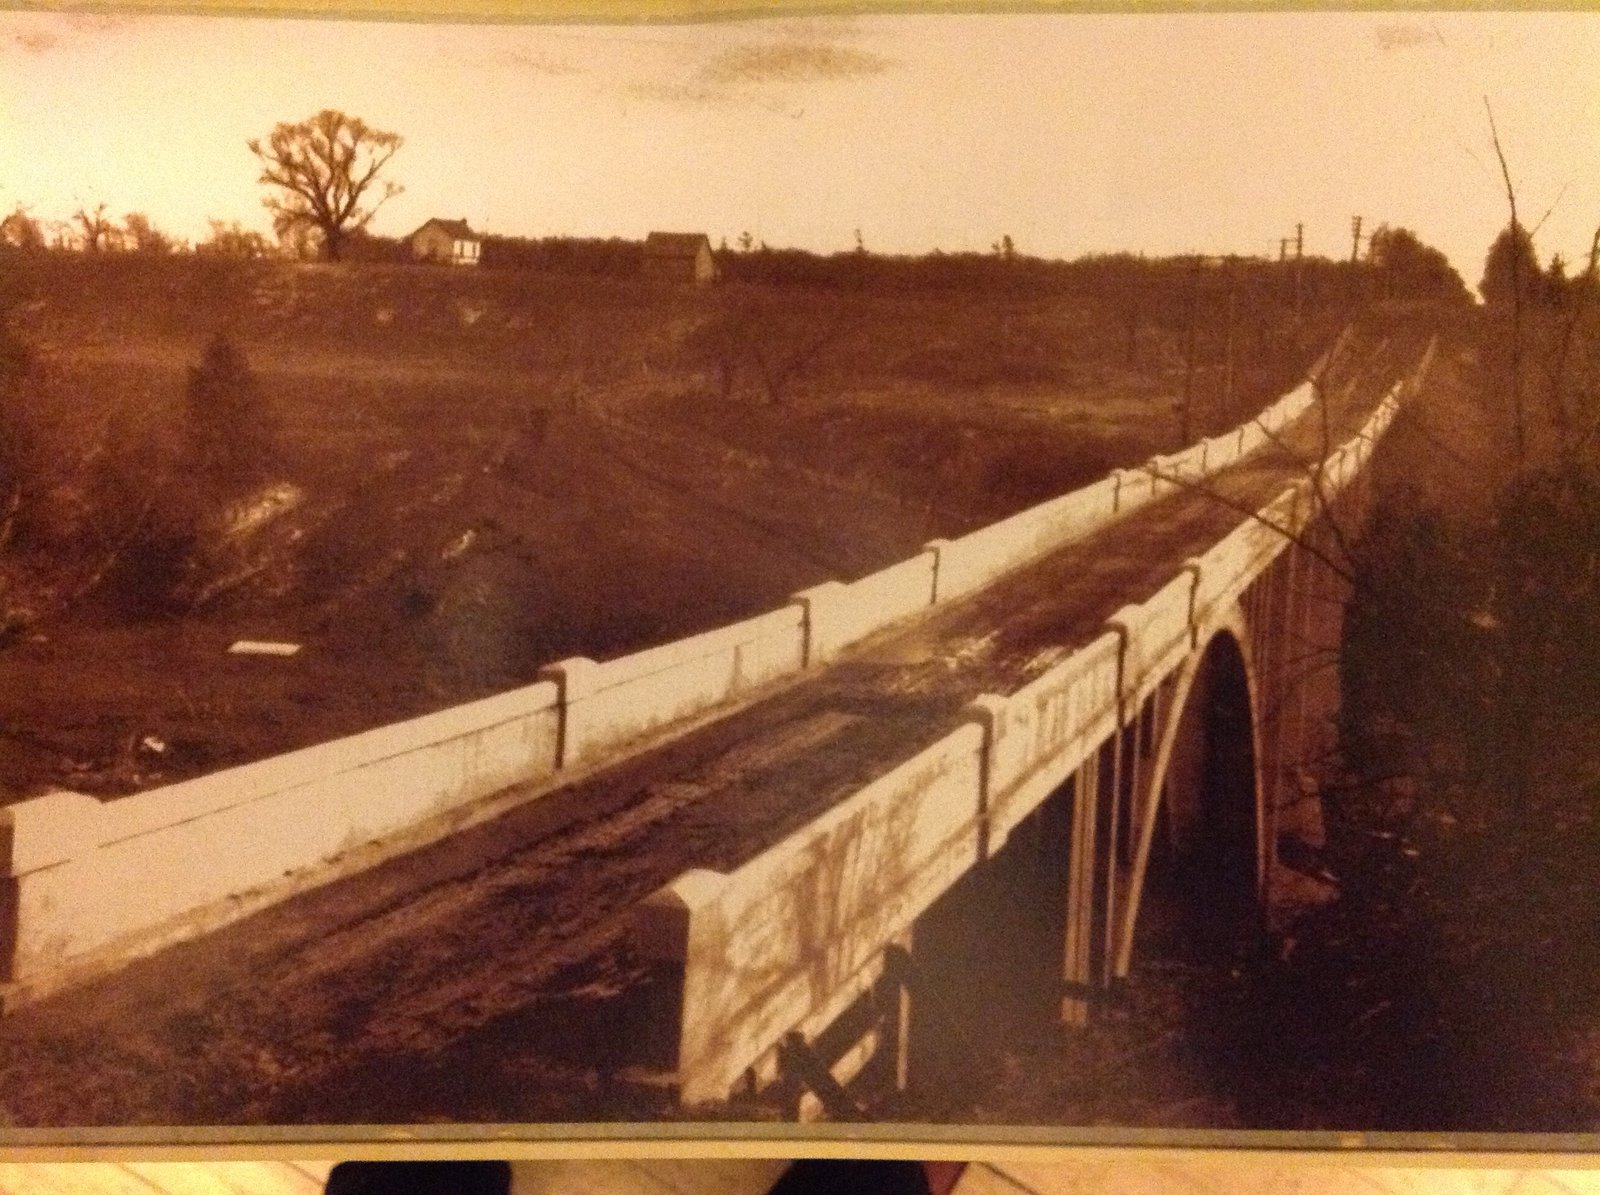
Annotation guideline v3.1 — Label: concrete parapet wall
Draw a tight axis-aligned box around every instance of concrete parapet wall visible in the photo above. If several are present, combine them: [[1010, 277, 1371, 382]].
[[982, 634, 1120, 851], [795, 551, 939, 664], [2, 680, 562, 987], [1108, 571, 1200, 711], [930, 477, 1119, 602], [541, 605, 806, 767]]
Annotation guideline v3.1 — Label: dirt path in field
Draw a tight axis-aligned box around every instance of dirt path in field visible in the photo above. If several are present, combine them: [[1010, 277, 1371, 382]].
[[0, 336, 1422, 1129], [52, 341, 537, 387]]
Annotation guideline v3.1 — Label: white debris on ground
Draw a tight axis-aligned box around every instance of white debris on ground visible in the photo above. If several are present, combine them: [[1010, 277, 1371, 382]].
[[441, 529, 477, 560], [227, 640, 301, 657], [224, 482, 307, 540]]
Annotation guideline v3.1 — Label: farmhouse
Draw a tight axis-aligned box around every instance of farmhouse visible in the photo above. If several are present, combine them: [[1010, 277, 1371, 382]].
[[642, 232, 718, 285], [410, 218, 482, 266]]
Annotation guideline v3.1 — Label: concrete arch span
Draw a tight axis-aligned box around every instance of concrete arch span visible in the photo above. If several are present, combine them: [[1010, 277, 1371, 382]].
[[1113, 607, 1267, 980], [904, 606, 1270, 1093]]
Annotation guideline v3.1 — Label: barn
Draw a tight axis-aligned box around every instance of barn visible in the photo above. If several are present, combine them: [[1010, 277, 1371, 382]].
[[642, 232, 718, 285], [410, 218, 482, 266]]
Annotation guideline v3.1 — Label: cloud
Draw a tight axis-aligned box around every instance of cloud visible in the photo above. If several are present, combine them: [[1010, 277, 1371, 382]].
[[499, 48, 581, 76], [699, 41, 892, 86], [626, 79, 730, 106], [1374, 22, 1443, 51], [13, 29, 58, 54], [6, 12, 133, 56]]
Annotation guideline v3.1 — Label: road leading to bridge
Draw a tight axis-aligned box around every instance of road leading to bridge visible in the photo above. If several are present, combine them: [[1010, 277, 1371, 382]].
[[0, 334, 1424, 1128]]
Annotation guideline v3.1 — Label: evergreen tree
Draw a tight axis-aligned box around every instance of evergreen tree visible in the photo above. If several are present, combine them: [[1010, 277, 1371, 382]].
[[184, 333, 276, 501], [1479, 222, 1540, 307]]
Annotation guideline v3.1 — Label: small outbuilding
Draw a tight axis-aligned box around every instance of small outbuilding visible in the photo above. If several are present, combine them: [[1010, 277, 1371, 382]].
[[642, 232, 718, 285], [410, 218, 482, 266]]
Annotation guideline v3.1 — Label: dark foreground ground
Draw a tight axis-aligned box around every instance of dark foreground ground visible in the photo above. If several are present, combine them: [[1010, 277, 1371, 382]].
[[893, 709, 1600, 1136]]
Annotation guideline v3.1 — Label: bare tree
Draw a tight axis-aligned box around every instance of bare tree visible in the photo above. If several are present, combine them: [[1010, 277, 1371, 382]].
[[1484, 98, 1529, 465], [73, 202, 115, 252], [247, 109, 404, 263], [689, 290, 860, 407]]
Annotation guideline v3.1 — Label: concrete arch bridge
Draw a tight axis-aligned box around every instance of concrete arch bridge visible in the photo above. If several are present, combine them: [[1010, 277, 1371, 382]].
[[0, 332, 1435, 1124], [642, 342, 1434, 1112]]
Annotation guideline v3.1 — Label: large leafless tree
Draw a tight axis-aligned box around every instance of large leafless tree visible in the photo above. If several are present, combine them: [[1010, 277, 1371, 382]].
[[247, 109, 403, 263]]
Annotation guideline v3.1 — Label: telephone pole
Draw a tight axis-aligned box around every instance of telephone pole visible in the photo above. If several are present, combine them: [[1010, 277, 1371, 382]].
[[1294, 221, 1305, 322], [1223, 255, 1239, 417], [1181, 255, 1201, 447], [1350, 215, 1364, 264]]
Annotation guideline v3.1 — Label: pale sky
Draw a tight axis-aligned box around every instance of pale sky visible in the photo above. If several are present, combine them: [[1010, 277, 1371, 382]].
[[2, 8, 1598, 284]]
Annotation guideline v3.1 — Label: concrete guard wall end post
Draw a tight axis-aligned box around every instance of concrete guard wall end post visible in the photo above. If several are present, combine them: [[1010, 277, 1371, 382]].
[[0, 790, 106, 877], [632, 867, 732, 1105], [632, 868, 730, 964]]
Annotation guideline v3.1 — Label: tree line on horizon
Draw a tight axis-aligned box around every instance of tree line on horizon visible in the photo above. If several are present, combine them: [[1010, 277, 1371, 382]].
[[9, 105, 1592, 314], [0, 105, 1487, 308]]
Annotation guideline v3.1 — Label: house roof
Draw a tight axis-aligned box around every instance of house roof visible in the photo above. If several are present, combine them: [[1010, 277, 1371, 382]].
[[643, 232, 713, 258], [412, 217, 481, 241]]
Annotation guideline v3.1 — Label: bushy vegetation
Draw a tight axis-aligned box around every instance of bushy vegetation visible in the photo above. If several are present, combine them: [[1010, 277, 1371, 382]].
[[184, 333, 276, 496], [0, 288, 281, 626], [1229, 222, 1600, 1131], [480, 234, 643, 277]]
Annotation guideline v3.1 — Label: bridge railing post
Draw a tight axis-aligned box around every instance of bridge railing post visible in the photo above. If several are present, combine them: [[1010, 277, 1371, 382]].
[[790, 582, 849, 668], [535, 656, 600, 770], [959, 694, 1008, 861], [922, 539, 952, 605], [1181, 557, 1205, 650]]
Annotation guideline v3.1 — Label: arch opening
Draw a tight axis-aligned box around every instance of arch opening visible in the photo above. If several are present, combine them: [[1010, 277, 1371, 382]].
[[1132, 628, 1263, 966]]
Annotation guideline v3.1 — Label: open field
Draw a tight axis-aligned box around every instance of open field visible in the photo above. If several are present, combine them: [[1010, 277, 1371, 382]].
[[0, 253, 1332, 801]]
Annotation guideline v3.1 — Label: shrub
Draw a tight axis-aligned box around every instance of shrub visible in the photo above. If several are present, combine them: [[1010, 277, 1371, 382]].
[[185, 333, 276, 498], [0, 318, 42, 544]]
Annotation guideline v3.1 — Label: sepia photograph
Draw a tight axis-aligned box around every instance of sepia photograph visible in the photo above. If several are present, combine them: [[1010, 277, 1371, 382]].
[[1, 3, 1599, 1148]]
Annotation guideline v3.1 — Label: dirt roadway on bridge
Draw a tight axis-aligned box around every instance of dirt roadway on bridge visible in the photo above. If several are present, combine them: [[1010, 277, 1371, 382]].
[[0, 338, 1424, 1129]]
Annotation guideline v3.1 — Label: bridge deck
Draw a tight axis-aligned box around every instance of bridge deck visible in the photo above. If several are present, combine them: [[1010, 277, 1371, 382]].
[[0, 344, 1414, 1126]]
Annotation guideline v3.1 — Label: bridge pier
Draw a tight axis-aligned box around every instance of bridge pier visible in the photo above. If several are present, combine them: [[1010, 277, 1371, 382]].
[[896, 778, 1074, 1093]]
